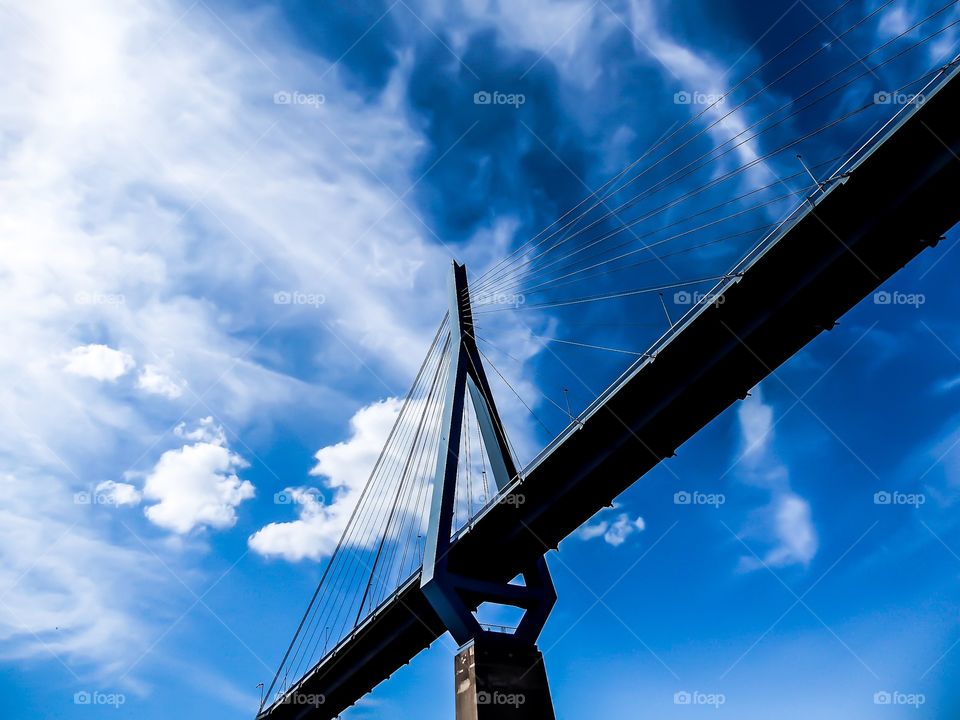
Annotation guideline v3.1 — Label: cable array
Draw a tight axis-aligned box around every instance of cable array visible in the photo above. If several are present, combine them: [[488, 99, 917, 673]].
[[263, 5, 960, 709], [468, 2, 960, 437], [262, 322, 512, 708]]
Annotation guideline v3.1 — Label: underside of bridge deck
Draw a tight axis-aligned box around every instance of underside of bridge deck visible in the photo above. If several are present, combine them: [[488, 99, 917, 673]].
[[259, 64, 960, 720]]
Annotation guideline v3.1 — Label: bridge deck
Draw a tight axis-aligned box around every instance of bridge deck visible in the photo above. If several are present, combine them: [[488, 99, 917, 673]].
[[260, 64, 960, 720]]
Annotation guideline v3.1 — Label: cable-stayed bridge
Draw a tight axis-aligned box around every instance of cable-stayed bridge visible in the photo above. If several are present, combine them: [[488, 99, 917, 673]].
[[257, 7, 960, 718]]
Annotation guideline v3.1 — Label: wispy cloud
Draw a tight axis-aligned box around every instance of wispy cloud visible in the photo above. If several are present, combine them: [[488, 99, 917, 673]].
[[140, 418, 254, 535], [735, 386, 818, 570], [63, 344, 136, 382], [577, 506, 646, 547], [0, 0, 461, 674], [249, 397, 402, 561]]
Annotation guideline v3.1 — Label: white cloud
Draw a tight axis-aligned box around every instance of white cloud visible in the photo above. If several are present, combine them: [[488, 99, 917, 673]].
[[0, 0, 455, 493], [0, 0, 441, 673], [173, 416, 226, 444], [735, 387, 818, 569], [141, 418, 253, 534], [623, 0, 769, 180], [604, 513, 647, 546], [738, 392, 776, 462], [0, 472, 162, 677], [248, 487, 338, 562], [764, 492, 817, 567], [577, 508, 646, 547], [0, 0, 550, 676], [94, 479, 142, 507], [934, 374, 960, 394], [63, 344, 135, 381], [878, 6, 913, 38], [136, 364, 185, 399], [310, 398, 404, 494], [578, 520, 610, 541], [249, 398, 403, 561]]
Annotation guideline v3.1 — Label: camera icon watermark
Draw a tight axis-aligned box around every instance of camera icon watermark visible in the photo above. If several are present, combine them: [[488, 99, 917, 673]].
[[674, 490, 725, 508], [274, 488, 325, 506], [872, 290, 924, 308], [273, 290, 326, 308], [874, 690, 925, 707], [674, 290, 725, 307], [674, 690, 726, 707], [274, 90, 325, 108], [473, 90, 526, 108], [473, 291, 526, 308], [674, 90, 725, 106], [74, 291, 125, 306], [873, 91, 925, 106], [73, 483, 138, 507], [873, 490, 925, 508], [74, 690, 126, 708], [477, 690, 525, 707]]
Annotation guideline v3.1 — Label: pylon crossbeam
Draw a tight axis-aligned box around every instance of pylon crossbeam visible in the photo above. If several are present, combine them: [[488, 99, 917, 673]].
[[420, 262, 556, 647]]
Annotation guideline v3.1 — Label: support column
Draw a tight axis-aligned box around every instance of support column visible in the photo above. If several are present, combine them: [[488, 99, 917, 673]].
[[455, 635, 556, 720], [420, 261, 559, 720]]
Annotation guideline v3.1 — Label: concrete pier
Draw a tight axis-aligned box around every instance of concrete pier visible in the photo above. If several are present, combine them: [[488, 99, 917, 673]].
[[454, 635, 555, 720]]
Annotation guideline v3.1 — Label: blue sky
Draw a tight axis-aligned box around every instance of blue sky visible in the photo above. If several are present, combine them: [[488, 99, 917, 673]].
[[1, 0, 959, 718]]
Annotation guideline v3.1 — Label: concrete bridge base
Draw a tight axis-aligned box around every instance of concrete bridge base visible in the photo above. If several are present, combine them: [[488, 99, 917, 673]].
[[454, 635, 556, 720]]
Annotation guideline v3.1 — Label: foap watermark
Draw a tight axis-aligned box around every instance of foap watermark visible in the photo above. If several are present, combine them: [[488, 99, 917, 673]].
[[874, 690, 925, 708], [874, 91, 925, 106], [873, 290, 925, 308], [477, 691, 525, 708], [274, 290, 326, 308], [274, 488, 325, 506], [74, 691, 125, 708], [674, 90, 725, 106], [473, 291, 526, 308], [274, 90, 325, 108], [674, 490, 725, 508], [674, 290, 725, 307], [74, 291, 125, 306], [74, 489, 124, 507], [473, 90, 526, 108], [497, 493, 526, 508], [874, 490, 925, 508], [674, 690, 726, 708], [280, 692, 325, 708]]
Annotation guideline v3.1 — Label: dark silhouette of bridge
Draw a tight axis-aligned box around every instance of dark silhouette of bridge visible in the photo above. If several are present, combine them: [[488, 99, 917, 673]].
[[256, 30, 960, 720]]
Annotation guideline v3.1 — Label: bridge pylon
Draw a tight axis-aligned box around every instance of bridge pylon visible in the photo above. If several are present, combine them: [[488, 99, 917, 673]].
[[421, 262, 557, 719]]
